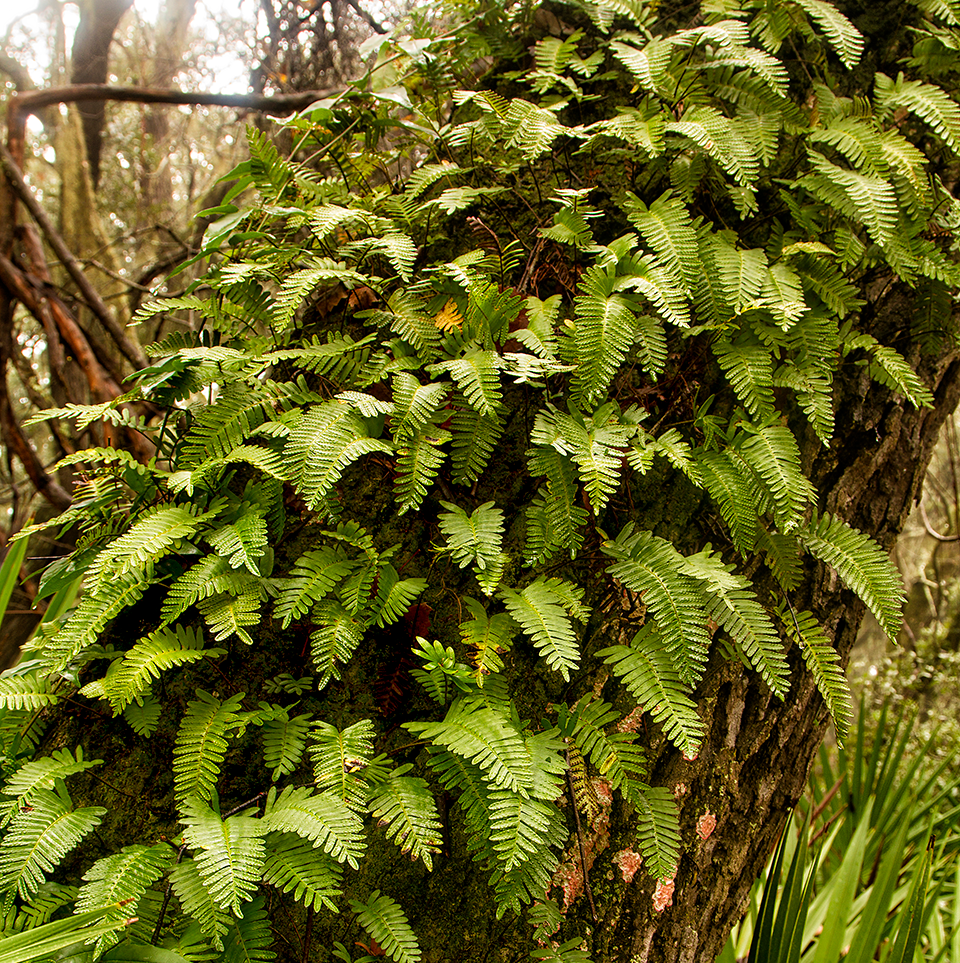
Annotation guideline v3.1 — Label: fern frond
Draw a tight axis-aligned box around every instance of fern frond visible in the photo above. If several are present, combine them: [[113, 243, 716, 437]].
[[623, 191, 702, 294], [0, 671, 59, 711], [557, 700, 647, 803], [571, 265, 638, 407], [793, 0, 863, 68], [406, 697, 533, 794], [76, 843, 175, 953], [803, 151, 898, 249], [395, 427, 451, 514], [0, 788, 106, 900], [263, 786, 365, 869], [310, 600, 366, 687], [310, 718, 375, 810], [842, 331, 935, 407], [450, 403, 503, 487], [499, 579, 588, 681], [680, 549, 789, 696], [874, 71, 960, 154], [460, 597, 517, 684], [372, 565, 428, 627], [207, 511, 269, 575], [525, 447, 588, 562], [95, 624, 212, 713], [733, 422, 816, 531], [196, 579, 264, 645], [180, 795, 265, 916], [634, 786, 681, 883], [261, 831, 343, 911], [430, 349, 503, 417], [351, 891, 421, 963], [286, 401, 392, 513], [262, 710, 312, 779], [598, 625, 704, 759], [274, 548, 353, 628], [221, 895, 276, 963], [603, 528, 711, 685], [170, 857, 228, 949], [777, 604, 853, 741], [44, 572, 153, 670], [0, 748, 101, 826], [367, 766, 443, 869], [714, 340, 776, 419], [798, 512, 904, 640], [173, 690, 245, 806], [438, 501, 506, 596], [123, 692, 161, 736]]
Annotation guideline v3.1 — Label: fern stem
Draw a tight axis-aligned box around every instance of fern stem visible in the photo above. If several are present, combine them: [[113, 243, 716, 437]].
[[151, 843, 186, 945], [222, 791, 267, 818]]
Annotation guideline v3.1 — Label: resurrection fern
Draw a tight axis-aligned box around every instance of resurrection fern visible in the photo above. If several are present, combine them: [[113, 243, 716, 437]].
[[351, 891, 421, 963], [366, 767, 444, 869], [8, 1, 953, 955], [173, 690, 245, 806]]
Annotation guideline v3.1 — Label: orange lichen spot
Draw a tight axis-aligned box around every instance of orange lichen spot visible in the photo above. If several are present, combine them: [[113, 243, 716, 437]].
[[613, 849, 643, 883], [652, 877, 675, 913], [696, 810, 717, 840]]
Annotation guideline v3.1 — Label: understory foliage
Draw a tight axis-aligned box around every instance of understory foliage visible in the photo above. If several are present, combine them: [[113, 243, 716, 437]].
[[2, 0, 959, 959]]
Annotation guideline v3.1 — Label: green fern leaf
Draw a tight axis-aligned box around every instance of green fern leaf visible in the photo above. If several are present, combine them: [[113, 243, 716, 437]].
[[405, 697, 534, 794], [793, 0, 863, 68], [76, 843, 176, 954], [603, 528, 711, 685], [696, 450, 760, 554], [634, 786, 681, 883], [262, 710, 312, 779], [623, 191, 702, 293], [170, 857, 228, 949], [261, 831, 343, 911], [680, 550, 789, 696], [94, 625, 212, 713], [350, 891, 421, 963], [438, 501, 506, 597], [557, 700, 647, 803], [797, 512, 904, 640], [430, 349, 503, 417], [733, 422, 816, 531], [373, 565, 428, 627], [524, 449, 588, 562], [367, 766, 444, 869], [207, 512, 269, 576], [0, 748, 101, 826], [310, 600, 366, 687], [450, 403, 503, 486], [263, 786, 365, 869], [173, 690, 245, 806], [196, 577, 264, 645], [221, 894, 276, 963], [714, 340, 776, 419], [310, 718, 375, 810], [599, 625, 705, 759], [842, 331, 935, 407], [123, 692, 162, 737], [286, 401, 392, 513], [395, 427, 451, 514], [777, 604, 853, 741], [0, 671, 59, 711], [0, 788, 106, 900], [874, 71, 960, 154], [571, 265, 638, 406], [180, 795, 264, 916], [274, 548, 353, 628], [499, 579, 588, 681], [459, 597, 517, 684]]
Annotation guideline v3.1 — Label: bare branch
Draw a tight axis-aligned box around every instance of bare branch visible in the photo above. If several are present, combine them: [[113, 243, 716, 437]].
[[0, 143, 148, 370]]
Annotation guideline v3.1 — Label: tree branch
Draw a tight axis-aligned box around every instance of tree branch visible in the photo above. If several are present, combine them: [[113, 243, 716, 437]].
[[0, 143, 148, 371]]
